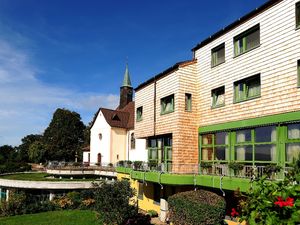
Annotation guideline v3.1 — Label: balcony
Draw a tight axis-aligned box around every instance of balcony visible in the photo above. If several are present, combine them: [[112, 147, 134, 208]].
[[116, 161, 293, 191]]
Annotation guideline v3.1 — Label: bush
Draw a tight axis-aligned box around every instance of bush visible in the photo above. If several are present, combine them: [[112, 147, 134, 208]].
[[168, 190, 226, 225], [147, 209, 158, 217], [238, 158, 300, 225], [66, 191, 81, 209], [93, 180, 137, 225]]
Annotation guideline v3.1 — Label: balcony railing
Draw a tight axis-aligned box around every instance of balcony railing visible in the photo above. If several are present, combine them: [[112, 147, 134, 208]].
[[118, 162, 288, 180]]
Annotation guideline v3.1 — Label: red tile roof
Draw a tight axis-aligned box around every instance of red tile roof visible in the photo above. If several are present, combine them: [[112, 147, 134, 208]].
[[91, 101, 134, 130]]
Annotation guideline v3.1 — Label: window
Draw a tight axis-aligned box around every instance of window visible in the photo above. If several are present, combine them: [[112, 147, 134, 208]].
[[211, 86, 225, 108], [131, 133, 135, 149], [161, 94, 174, 114], [296, 2, 300, 28], [201, 132, 229, 161], [286, 123, 300, 162], [211, 43, 225, 67], [185, 93, 192, 111], [297, 60, 300, 87], [234, 24, 260, 56], [136, 106, 143, 122], [234, 74, 261, 103]]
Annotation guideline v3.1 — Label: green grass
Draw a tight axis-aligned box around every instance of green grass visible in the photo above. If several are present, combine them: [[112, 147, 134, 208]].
[[0, 210, 100, 225], [0, 173, 97, 181]]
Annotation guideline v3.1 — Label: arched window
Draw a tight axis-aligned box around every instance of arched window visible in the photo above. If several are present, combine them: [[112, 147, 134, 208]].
[[131, 133, 135, 149]]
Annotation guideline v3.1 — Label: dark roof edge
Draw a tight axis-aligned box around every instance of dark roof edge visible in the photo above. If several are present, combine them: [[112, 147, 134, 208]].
[[191, 0, 283, 52], [135, 59, 197, 91]]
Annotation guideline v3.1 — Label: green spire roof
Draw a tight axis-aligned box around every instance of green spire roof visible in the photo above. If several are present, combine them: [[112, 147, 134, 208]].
[[122, 63, 132, 87]]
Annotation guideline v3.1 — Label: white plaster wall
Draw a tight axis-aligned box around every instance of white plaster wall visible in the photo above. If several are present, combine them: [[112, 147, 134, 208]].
[[82, 152, 90, 164], [127, 130, 147, 162], [90, 111, 111, 165]]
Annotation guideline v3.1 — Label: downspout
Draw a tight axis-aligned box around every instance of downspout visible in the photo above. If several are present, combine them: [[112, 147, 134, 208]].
[[154, 78, 157, 136], [159, 171, 164, 189], [220, 175, 225, 197]]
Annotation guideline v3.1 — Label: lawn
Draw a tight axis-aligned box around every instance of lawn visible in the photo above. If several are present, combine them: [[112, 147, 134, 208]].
[[0, 210, 100, 225], [0, 173, 97, 181]]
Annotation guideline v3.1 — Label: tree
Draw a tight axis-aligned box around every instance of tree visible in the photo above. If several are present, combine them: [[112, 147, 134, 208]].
[[16, 134, 43, 162], [93, 180, 137, 225], [28, 141, 46, 163], [0, 145, 16, 163], [43, 108, 85, 161]]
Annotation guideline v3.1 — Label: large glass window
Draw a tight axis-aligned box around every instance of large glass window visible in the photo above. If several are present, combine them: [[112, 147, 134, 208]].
[[211, 86, 225, 108], [234, 74, 261, 103], [234, 24, 260, 56], [201, 132, 229, 161], [286, 123, 300, 162], [161, 94, 174, 114], [211, 43, 225, 67]]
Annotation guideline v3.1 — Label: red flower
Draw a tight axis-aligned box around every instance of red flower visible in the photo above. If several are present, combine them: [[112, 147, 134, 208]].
[[231, 208, 239, 217], [274, 196, 294, 208], [285, 197, 294, 207]]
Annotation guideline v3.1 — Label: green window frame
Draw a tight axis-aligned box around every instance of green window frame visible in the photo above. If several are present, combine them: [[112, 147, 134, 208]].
[[234, 74, 261, 103], [200, 132, 229, 163], [200, 126, 278, 165], [185, 93, 192, 111], [234, 24, 260, 56], [285, 123, 300, 163], [211, 43, 225, 67], [161, 94, 174, 115], [296, 2, 300, 28], [211, 86, 225, 108], [136, 106, 143, 122]]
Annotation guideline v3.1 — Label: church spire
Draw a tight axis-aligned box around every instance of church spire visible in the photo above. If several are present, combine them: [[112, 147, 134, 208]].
[[122, 63, 132, 88], [119, 63, 133, 109]]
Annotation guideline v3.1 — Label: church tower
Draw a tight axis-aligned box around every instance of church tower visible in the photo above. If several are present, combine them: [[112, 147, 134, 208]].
[[119, 63, 133, 109]]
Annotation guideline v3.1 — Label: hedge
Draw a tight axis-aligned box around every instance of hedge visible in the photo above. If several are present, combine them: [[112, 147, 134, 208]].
[[168, 189, 226, 225]]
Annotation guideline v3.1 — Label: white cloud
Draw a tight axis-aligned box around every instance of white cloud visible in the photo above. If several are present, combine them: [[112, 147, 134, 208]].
[[0, 39, 118, 146]]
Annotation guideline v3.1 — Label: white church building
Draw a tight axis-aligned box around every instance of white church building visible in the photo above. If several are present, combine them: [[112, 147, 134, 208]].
[[83, 65, 147, 165]]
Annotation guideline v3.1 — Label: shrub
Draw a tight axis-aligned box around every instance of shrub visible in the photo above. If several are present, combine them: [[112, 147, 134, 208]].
[[0, 191, 27, 216], [53, 196, 73, 209], [239, 158, 300, 225], [93, 180, 137, 225], [168, 190, 226, 225], [147, 209, 158, 217], [66, 191, 81, 208]]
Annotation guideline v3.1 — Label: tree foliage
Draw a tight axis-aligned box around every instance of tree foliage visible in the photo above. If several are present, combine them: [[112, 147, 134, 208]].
[[16, 134, 43, 162], [28, 141, 46, 163], [93, 180, 137, 225], [0, 145, 16, 163], [43, 108, 85, 161]]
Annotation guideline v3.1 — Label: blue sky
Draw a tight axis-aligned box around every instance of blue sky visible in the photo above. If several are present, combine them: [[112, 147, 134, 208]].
[[0, 0, 266, 146]]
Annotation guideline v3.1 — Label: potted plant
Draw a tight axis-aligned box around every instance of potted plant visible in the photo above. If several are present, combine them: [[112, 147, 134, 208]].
[[264, 164, 281, 179], [133, 161, 143, 170], [148, 161, 157, 170], [228, 162, 244, 176], [200, 161, 213, 174]]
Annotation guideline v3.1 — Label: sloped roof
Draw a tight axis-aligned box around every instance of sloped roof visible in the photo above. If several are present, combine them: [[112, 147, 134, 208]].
[[135, 60, 196, 91], [192, 0, 282, 51], [91, 101, 135, 130]]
